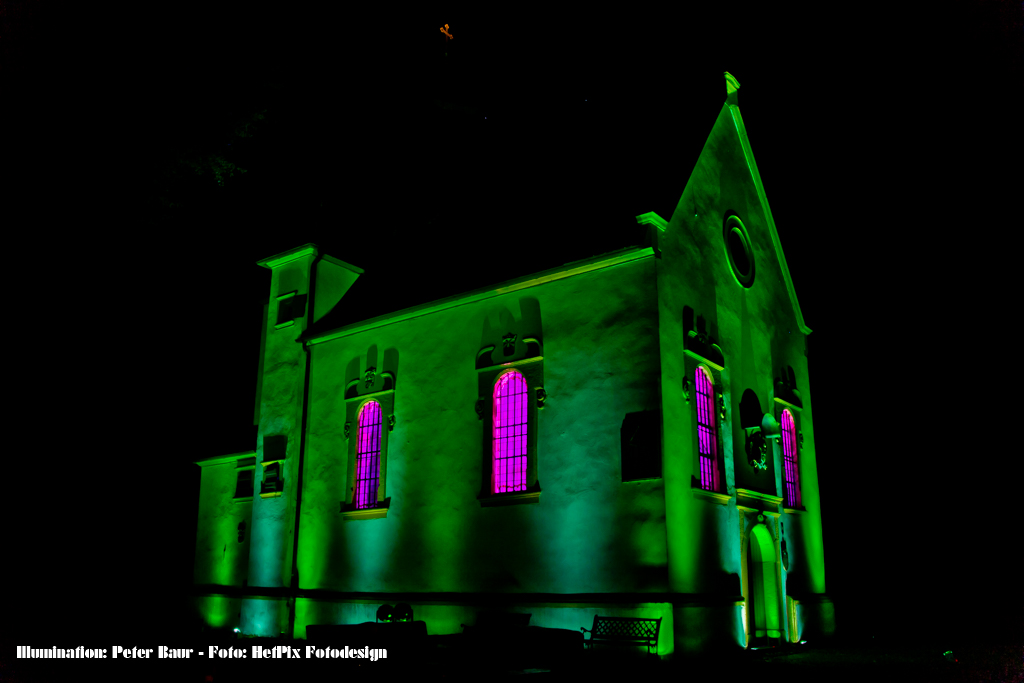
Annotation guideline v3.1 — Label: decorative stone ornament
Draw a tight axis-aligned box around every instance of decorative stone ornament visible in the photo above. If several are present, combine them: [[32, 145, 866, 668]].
[[376, 604, 393, 623], [760, 413, 782, 441], [344, 422, 351, 439], [682, 377, 692, 403], [393, 603, 413, 622], [364, 367, 376, 389], [717, 388, 726, 420], [536, 387, 547, 409], [388, 415, 396, 432], [725, 71, 741, 105], [502, 333, 518, 351], [746, 429, 768, 471], [797, 431, 804, 448]]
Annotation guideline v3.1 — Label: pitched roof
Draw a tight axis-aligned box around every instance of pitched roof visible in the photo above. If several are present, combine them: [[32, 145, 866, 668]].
[[303, 75, 809, 340]]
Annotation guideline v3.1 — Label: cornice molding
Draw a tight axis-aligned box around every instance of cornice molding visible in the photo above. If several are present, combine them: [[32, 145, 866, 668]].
[[692, 487, 732, 506], [735, 488, 783, 505], [479, 490, 541, 507], [194, 451, 256, 468], [476, 355, 544, 374], [256, 244, 318, 270], [340, 498, 391, 520]]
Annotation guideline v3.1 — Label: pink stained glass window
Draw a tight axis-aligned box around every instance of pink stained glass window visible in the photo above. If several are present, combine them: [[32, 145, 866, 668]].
[[354, 400, 383, 509], [493, 370, 528, 493], [781, 409, 800, 508], [696, 366, 721, 492]]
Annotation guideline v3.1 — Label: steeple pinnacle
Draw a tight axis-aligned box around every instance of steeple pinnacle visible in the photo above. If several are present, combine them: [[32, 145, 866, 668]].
[[725, 71, 741, 105]]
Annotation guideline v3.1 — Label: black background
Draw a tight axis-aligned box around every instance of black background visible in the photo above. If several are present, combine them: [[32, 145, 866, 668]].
[[5, 0, 1022, 650]]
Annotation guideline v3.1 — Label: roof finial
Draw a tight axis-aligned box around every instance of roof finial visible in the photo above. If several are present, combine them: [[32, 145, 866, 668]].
[[724, 72, 741, 105]]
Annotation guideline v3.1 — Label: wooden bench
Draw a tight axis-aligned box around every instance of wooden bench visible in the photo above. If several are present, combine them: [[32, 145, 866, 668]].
[[581, 616, 661, 655]]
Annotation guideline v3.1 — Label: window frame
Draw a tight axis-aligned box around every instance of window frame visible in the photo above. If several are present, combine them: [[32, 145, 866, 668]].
[[773, 379, 804, 512], [233, 459, 256, 501], [780, 408, 801, 509], [341, 374, 395, 519], [476, 341, 543, 506], [491, 369, 531, 494], [260, 460, 284, 498], [353, 399, 385, 510], [695, 364, 724, 493], [274, 290, 307, 329], [687, 355, 730, 504]]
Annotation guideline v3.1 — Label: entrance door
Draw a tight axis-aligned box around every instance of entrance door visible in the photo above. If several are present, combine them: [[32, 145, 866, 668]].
[[748, 524, 782, 642]]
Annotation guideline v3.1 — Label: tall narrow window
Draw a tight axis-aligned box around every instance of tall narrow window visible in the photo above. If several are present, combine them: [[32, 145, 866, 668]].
[[355, 400, 383, 509], [696, 366, 721, 492], [493, 370, 528, 493], [781, 409, 800, 507]]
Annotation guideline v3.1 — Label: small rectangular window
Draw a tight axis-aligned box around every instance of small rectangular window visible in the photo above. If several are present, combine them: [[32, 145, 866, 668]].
[[621, 410, 662, 481], [233, 469, 254, 499], [276, 293, 307, 326], [260, 462, 283, 497]]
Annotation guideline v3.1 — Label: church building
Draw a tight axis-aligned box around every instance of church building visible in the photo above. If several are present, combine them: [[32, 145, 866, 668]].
[[192, 74, 833, 656]]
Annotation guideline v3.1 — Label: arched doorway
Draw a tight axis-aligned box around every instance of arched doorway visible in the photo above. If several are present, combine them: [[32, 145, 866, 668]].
[[748, 523, 782, 644]]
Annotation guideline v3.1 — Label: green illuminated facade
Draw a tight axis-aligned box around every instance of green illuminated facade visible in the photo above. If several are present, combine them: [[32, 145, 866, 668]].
[[193, 77, 833, 655]]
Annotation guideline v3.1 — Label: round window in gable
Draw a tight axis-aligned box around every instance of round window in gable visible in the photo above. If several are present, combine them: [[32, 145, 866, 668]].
[[724, 214, 755, 287]]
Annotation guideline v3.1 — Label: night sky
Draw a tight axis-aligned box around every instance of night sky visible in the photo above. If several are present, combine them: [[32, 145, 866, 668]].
[[6, 2, 1022, 649]]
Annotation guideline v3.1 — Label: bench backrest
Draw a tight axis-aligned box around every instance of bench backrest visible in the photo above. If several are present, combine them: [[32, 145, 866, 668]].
[[590, 616, 661, 643]]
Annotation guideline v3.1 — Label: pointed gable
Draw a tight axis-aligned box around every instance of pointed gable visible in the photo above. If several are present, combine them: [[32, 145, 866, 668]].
[[669, 78, 811, 335]]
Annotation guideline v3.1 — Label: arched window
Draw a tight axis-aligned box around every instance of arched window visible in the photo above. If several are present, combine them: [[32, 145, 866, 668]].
[[493, 370, 529, 493], [696, 366, 721, 492], [781, 409, 800, 508], [355, 400, 383, 509]]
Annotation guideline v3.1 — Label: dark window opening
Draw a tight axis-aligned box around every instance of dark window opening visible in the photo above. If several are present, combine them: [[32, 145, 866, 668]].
[[233, 469, 253, 499], [263, 435, 286, 461], [261, 462, 283, 496], [276, 294, 307, 325], [739, 389, 763, 429], [621, 410, 662, 481]]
